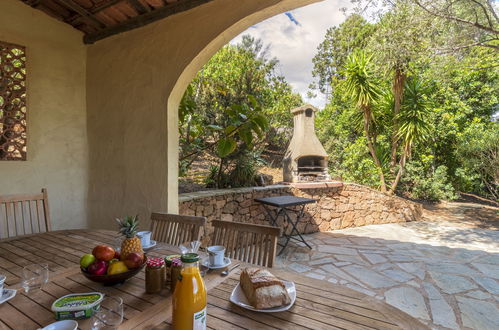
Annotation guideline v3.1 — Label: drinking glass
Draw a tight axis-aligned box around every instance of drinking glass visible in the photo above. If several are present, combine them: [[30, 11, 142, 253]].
[[0, 274, 6, 292], [22, 264, 49, 293], [91, 296, 124, 330]]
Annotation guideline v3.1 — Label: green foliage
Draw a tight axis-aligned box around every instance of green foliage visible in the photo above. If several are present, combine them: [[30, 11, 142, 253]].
[[401, 157, 457, 201], [342, 50, 381, 109], [456, 120, 499, 199], [312, 14, 376, 96], [180, 35, 301, 188], [314, 1, 498, 201], [396, 77, 432, 147]]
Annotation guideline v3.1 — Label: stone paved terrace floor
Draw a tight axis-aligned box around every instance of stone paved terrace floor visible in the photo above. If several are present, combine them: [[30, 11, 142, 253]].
[[274, 204, 499, 330]]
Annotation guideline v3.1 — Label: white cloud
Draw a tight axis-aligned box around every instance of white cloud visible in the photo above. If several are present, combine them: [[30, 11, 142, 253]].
[[231, 0, 353, 109]]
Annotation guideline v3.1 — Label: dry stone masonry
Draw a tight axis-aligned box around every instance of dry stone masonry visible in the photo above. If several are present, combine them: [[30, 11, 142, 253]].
[[179, 183, 422, 241]]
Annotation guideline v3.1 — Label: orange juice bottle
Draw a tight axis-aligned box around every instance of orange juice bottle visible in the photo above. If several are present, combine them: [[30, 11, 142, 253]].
[[172, 253, 207, 330]]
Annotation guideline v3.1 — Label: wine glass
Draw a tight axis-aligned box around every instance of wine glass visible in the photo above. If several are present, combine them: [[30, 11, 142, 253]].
[[22, 264, 49, 293], [91, 296, 124, 330]]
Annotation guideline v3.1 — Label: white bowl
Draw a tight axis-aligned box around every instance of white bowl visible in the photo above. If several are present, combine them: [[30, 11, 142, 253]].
[[42, 320, 78, 330]]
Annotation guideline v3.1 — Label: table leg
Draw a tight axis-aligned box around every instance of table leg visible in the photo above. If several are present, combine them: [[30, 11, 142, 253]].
[[282, 205, 312, 250]]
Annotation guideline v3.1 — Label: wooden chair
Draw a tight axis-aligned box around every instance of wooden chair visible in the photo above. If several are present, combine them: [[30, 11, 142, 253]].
[[0, 188, 51, 239], [150, 213, 206, 246], [211, 220, 280, 267]]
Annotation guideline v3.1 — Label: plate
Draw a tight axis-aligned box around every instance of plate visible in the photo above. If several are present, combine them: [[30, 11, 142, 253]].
[[229, 281, 296, 312], [201, 257, 231, 269], [142, 240, 157, 250], [0, 289, 16, 305]]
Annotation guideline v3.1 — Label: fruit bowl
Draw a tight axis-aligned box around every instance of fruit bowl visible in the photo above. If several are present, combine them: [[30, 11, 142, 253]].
[[81, 256, 147, 285]]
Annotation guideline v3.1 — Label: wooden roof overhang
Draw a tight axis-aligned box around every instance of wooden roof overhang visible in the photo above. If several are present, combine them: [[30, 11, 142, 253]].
[[20, 0, 213, 44]]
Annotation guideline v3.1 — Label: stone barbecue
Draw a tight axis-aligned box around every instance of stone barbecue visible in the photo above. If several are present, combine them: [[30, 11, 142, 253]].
[[283, 105, 331, 183]]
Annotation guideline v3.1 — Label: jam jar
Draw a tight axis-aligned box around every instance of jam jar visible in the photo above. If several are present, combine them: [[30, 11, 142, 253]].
[[145, 257, 165, 294]]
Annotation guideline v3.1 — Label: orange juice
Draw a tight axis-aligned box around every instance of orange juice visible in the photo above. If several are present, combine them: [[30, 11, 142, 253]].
[[172, 253, 207, 330]]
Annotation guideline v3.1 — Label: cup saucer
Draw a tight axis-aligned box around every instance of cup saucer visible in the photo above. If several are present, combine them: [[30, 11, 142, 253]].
[[142, 240, 157, 250], [202, 257, 231, 270], [0, 289, 16, 305]]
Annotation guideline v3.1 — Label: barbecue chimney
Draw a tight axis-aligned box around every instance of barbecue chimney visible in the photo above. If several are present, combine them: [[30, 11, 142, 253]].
[[283, 105, 330, 182]]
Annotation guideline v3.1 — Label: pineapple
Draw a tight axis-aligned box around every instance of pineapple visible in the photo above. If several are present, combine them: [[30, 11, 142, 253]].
[[116, 215, 143, 260]]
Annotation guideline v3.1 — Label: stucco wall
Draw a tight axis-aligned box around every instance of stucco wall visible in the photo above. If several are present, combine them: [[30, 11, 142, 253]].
[[86, 0, 320, 231], [179, 183, 423, 244], [0, 0, 88, 229]]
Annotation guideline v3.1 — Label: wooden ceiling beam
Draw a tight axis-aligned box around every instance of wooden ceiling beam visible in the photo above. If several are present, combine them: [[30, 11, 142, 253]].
[[68, 0, 123, 25], [83, 0, 213, 44], [127, 0, 151, 14], [55, 0, 107, 28]]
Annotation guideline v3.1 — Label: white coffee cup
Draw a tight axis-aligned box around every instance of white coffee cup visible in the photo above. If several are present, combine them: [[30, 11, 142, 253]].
[[137, 231, 152, 247], [207, 245, 225, 266], [0, 274, 5, 293]]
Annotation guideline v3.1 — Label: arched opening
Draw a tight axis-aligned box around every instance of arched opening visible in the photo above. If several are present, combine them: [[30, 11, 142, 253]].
[[166, 0, 322, 212]]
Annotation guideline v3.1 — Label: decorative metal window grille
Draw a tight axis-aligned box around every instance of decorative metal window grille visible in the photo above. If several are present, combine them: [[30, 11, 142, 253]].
[[0, 41, 27, 161]]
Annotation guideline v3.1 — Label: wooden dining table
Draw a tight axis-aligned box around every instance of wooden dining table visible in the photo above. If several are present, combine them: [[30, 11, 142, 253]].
[[0, 229, 427, 329]]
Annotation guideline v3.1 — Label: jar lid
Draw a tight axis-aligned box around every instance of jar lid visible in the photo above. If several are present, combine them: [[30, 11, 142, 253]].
[[181, 253, 199, 263], [165, 254, 182, 266], [146, 257, 165, 267]]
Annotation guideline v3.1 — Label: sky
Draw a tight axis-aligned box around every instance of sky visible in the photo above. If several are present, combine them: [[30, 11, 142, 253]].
[[231, 0, 353, 109]]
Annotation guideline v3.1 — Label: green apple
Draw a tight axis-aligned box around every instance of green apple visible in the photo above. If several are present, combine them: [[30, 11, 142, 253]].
[[80, 254, 96, 268]]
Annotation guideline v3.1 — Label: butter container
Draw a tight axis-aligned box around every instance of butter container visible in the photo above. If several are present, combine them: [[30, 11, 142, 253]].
[[51, 292, 104, 320]]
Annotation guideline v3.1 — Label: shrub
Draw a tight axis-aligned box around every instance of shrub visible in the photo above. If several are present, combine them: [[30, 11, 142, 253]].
[[401, 156, 457, 201]]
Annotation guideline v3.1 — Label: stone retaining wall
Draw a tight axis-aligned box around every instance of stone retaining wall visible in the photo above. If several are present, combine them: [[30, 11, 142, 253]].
[[179, 183, 422, 241]]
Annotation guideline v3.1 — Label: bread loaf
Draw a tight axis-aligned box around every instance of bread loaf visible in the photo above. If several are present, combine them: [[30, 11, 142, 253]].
[[240, 267, 291, 309]]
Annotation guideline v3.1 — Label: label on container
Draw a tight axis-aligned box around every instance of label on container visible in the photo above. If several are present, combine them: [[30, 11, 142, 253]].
[[193, 307, 206, 330]]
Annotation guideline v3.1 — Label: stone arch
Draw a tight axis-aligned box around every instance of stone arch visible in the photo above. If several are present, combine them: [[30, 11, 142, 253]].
[[86, 0, 322, 229]]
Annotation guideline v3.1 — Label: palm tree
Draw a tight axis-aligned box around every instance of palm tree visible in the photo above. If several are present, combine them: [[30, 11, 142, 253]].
[[389, 76, 431, 193], [343, 50, 388, 192]]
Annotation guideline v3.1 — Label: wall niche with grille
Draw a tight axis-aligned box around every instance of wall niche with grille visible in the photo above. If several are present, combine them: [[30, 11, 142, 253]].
[[0, 41, 26, 161]]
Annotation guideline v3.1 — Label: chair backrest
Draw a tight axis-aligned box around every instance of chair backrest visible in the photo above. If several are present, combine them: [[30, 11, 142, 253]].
[[0, 188, 51, 239], [150, 213, 206, 246], [211, 220, 280, 268]]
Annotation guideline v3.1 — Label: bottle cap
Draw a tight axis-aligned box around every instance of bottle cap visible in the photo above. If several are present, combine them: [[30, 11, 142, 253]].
[[180, 253, 199, 263]]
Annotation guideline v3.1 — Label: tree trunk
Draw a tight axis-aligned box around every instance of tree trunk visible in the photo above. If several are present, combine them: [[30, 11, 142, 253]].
[[390, 68, 406, 174], [363, 107, 387, 193], [389, 144, 409, 194], [216, 158, 225, 189]]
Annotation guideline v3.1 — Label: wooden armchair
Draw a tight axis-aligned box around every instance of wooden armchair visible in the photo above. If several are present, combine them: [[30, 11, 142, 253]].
[[211, 220, 280, 267], [150, 213, 206, 246], [0, 188, 51, 239]]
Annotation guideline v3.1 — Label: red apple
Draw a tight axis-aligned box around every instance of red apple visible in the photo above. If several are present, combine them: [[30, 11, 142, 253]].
[[124, 252, 144, 269], [114, 249, 121, 260], [88, 260, 108, 275], [92, 245, 115, 261]]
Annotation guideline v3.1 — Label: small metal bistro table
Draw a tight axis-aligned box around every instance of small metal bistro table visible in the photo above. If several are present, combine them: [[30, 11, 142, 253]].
[[255, 195, 316, 255]]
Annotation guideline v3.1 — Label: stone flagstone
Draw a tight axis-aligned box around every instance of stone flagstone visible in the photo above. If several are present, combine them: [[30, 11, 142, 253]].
[[457, 296, 499, 330], [397, 262, 426, 280], [320, 264, 366, 287], [466, 290, 492, 300], [362, 253, 387, 264], [309, 257, 336, 266], [275, 213, 499, 329], [385, 287, 430, 320], [317, 245, 358, 255], [343, 264, 397, 288], [430, 272, 477, 294], [473, 276, 499, 295], [382, 269, 414, 282], [423, 282, 458, 329], [472, 263, 499, 280]]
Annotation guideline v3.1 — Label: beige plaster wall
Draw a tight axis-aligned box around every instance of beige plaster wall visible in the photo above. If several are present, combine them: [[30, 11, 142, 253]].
[[0, 0, 88, 230], [86, 0, 320, 231]]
